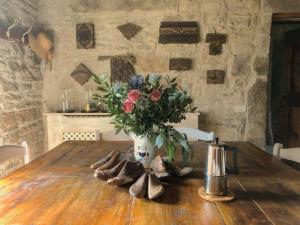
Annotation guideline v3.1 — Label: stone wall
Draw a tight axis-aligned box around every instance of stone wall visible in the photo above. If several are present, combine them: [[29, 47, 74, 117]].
[[0, 0, 43, 177], [38, 0, 300, 148]]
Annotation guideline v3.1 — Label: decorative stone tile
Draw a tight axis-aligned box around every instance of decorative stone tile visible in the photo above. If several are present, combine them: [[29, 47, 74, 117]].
[[159, 21, 200, 44], [110, 56, 135, 83], [207, 70, 225, 84], [206, 33, 227, 55], [76, 23, 95, 49], [206, 33, 227, 44], [169, 58, 193, 71], [209, 43, 222, 55], [117, 23, 142, 40], [70, 63, 93, 85]]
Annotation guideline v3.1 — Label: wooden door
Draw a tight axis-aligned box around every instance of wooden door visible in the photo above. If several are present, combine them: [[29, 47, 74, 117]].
[[281, 28, 300, 147]]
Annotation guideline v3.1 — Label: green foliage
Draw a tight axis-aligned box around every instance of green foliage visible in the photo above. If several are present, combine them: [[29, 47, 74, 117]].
[[93, 74, 196, 161]]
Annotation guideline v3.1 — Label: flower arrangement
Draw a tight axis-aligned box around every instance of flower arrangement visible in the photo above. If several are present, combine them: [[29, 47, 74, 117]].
[[93, 74, 196, 162]]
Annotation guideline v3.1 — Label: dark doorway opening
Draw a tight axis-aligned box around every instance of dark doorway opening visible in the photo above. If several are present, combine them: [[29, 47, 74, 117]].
[[267, 13, 300, 148]]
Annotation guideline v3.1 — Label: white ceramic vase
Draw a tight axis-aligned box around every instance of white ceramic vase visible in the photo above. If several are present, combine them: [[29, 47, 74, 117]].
[[131, 134, 156, 168]]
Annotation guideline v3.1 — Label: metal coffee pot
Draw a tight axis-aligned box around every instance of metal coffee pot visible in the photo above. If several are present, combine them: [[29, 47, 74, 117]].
[[204, 138, 227, 196]]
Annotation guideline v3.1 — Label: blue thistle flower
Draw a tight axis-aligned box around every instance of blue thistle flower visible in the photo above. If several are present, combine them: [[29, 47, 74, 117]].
[[128, 75, 144, 90], [112, 82, 123, 93]]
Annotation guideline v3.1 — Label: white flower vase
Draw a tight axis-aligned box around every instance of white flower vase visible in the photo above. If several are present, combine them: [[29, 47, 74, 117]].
[[131, 134, 156, 168]]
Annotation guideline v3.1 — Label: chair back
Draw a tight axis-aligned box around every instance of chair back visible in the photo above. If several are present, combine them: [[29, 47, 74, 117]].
[[273, 143, 300, 164], [175, 127, 215, 141], [0, 141, 30, 164]]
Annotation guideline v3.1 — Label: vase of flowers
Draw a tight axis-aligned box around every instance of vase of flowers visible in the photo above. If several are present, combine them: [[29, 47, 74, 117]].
[[131, 134, 155, 168], [93, 74, 196, 168]]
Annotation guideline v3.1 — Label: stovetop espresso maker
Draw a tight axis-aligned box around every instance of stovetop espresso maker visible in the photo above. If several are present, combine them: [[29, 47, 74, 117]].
[[204, 138, 227, 196]]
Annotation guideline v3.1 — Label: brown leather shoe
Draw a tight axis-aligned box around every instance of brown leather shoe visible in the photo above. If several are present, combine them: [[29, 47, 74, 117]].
[[150, 156, 169, 179], [164, 160, 193, 177], [107, 161, 144, 186], [95, 150, 120, 172], [94, 160, 126, 180], [177, 167, 193, 176], [90, 149, 119, 169], [129, 173, 148, 198], [148, 173, 164, 199]]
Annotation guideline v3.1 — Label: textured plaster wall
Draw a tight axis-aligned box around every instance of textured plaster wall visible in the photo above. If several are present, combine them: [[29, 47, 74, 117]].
[[38, 0, 300, 148], [0, 0, 43, 177]]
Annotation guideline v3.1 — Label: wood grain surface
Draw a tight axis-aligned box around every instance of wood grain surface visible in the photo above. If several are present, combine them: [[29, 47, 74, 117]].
[[0, 141, 299, 225]]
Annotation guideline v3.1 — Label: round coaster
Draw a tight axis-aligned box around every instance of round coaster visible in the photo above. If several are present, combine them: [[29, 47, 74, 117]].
[[198, 187, 235, 202]]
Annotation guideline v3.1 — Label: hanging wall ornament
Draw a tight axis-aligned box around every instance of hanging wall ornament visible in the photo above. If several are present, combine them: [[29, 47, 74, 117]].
[[117, 23, 142, 40], [169, 58, 193, 71], [76, 23, 95, 49], [70, 63, 93, 85], [159, 21, 200, 44], [205, 32, 228, 55], [207, 70, 226, 84], [28, 31, 54, 70], [110, 55, 135, 83]]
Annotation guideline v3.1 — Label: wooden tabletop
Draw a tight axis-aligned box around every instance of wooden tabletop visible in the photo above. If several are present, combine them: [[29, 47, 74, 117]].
[[0, 141, 300, 225]]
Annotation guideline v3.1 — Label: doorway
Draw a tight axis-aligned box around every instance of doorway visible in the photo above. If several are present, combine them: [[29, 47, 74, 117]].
[[267, 13, 300, 148]]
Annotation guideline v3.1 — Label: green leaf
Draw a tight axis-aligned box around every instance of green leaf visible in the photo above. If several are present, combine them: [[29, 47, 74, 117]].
[[149, 133, 157, 145], [155, 133, 165, 148], [97, 86, 108, 92]]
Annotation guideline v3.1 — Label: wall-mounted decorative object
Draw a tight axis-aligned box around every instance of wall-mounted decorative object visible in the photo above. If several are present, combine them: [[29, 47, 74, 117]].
[[205, 33, 228, 55], [169, 58, 193, 71], [71, 63, 93, 85], [28, 31, 54, 70], [22, 25, 32, 47], [209, 43, 222, 55], [110, 55, 135, 82], [159, 21, 200, 44], [207, 70, 225, 84], [76, 23, 94, 49], [117, 23, 142, 40], [6, 18, 20, 44]]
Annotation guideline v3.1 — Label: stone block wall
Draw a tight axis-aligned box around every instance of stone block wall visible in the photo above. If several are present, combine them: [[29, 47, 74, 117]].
[[0, 0, 43, 177], [37, 0, 300, 148]]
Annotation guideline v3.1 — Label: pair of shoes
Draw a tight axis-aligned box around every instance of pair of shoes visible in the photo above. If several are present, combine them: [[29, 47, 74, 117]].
[[129, 172, 164, 200], [90, 149, 120, 169], [107, 161, 144, 186]]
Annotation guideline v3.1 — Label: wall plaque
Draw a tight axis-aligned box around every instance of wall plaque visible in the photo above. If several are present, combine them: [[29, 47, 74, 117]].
[[207, 70, 225, 84], [206, 33, 228, 55], [76, 23, 94, 49], [206, 33, 227, 44], [71, 63, 93, 85], [159, 21, 200, 44], [117, 23, 142, 40], [209, 43, 222, 55], [169, 58, 193, 71], [110, 56, 135, 83]]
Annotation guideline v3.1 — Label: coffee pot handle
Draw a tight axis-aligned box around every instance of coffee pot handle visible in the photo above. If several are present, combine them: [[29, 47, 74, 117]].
[[224, 145, 239, 174]]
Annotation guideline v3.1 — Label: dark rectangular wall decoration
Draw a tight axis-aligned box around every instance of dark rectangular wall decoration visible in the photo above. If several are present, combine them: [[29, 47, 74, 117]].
[[76, 23, 95, 49], [207, 70, 225, 84], [110, 56, 135, 83], [159, 21, 200, 44], [206, 33, 227, 44], [169, 58, 193, 71]]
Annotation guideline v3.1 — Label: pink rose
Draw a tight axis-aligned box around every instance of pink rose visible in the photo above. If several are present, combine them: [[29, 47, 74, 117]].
[[150, 89, 161, 102], [128, 90, 142, 103], [122, 99, 134, 113]]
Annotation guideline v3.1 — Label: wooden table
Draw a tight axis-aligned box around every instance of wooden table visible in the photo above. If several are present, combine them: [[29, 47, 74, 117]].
[[0, 141, 300, 225]]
